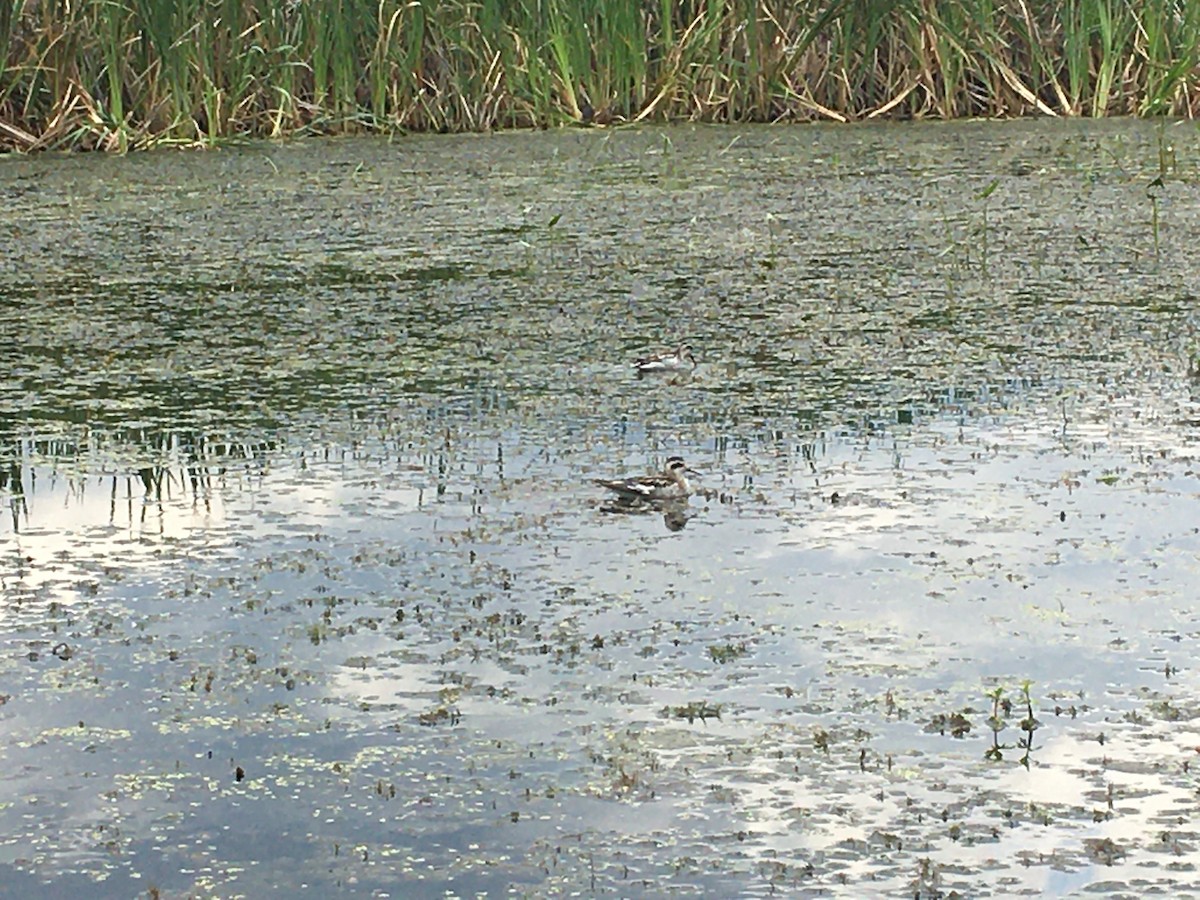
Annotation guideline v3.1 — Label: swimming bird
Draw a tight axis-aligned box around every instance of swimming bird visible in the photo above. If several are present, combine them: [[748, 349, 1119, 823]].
[[594, 456, 699, 501], [632, 345, 697, 373]]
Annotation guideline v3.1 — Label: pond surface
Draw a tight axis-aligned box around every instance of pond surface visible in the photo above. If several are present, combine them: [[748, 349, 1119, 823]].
[[3, 119, 1200, 897]]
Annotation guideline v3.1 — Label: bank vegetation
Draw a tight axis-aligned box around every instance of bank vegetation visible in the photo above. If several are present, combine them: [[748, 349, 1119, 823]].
[[2, 0, 1198, 151]]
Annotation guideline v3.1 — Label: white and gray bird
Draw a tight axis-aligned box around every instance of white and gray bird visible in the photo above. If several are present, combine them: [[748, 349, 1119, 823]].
[[632, 345, 697, 374], [594, 456, 699, 501]]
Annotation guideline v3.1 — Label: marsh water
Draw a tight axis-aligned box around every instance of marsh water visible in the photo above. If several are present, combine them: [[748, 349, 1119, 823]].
[[3, 119, 1200, 897]]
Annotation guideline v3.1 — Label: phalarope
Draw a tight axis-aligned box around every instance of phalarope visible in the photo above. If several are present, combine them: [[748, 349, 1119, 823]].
[[633, 345, 697, 373], [594, 456, 699, 501]]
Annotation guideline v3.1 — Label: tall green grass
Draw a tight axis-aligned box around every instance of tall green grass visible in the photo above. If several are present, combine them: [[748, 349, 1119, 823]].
[[2, 0, 1199, 150]]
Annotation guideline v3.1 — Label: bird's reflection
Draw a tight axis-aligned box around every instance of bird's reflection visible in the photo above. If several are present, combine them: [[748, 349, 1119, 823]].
[[599, 497, 694, 532]]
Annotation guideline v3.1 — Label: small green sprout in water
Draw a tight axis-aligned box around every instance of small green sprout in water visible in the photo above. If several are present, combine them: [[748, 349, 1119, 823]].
[[708, 642, 748, 664], [1147, 175, 1164, 260], [883, 689, 899, 716], [911, 857, 942, 895], [1084, 836, 1124, 865], [974, 177, 1000, 276], [758, 213, 780, 274], [512, 211, 564, 275], [1148, 698, 1183, 721], [1015, 680, 1041, 768], [1017, 680, 1040, 732], [664, 701, 721, 724], [982, 681, 1041, 765], [1145, 119, 1176, 261], [984, 686, 1007, 730], [418, 705, 461, 727], [658, 132, 677, 184], [984, 685, 1012, 762], [813, 727, 830, 754], [613, 766, 640, 793]]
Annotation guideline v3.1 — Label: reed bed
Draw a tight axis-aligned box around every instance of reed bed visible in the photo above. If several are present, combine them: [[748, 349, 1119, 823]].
[[2, 0, 1199, 150]]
